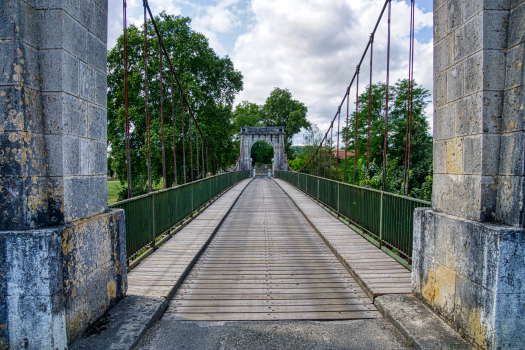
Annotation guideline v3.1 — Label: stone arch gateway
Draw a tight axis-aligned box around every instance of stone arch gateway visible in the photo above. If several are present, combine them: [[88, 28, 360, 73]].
[[237, 127, 288, 172]]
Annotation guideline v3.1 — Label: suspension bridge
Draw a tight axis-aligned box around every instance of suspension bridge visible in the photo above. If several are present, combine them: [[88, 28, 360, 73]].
[[1, 0, 524, 349]]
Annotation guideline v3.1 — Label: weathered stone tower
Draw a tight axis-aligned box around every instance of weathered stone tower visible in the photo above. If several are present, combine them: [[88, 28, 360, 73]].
[[0, 1, 126, 348], [237, 127, 288, 172], [413, 1, 525, 348]]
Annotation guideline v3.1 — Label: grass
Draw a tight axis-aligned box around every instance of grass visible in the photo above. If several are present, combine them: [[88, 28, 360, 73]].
[[107, 179, 164, 204], [107, 179, 121, 204]]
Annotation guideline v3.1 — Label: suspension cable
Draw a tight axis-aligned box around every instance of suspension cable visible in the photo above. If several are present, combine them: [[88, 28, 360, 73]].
[[143, 2, 152, 192], [123, 0, 132, 198]]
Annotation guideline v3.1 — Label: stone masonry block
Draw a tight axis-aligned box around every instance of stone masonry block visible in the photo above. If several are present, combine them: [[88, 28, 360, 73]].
[[0, 131, 46, 178], [0, 40, 40, 91], [79, 0, 94, 32], [434, 34, 452, 74], [0, 175, 62, 230], [447, 63, 464, 102], [3, 228, 63, 297], [434, 140, 447, 173], [498, 131, 525, 175], [94, 140, 107, 175], [482, 49, 507, 91], [41, 92, 88, 137], [80, 61, 95, 103], [63, 175, 106, 222], [432, 174, 497, 221], [482, 10, 509, 51], [505, 43, 525, 90], [6, 294, 67, 350], [448, 0, 463, 33], [0, 84, 42, 134], [446, 137, 463, 174], [502, 86, 525, 133], [464, 50, 482, 95], [35, 0, 81, 21], [434, 103, 455, 140], [495, 175, 525, 227], [1, 0, 39, 46], [95, 69, 107, 107], [434, 71, 447, 108], [88, 33, 107, 74], [508, 0, 525, 47], [446, 217, 486, 285], [463, 134, 500, 175], [88, 103, 107, 141], [462, 0, 483, 21], [455, 92, 502, 136], [433, 265, 457, 319], [434, 0, 448, 12], [493, 292, 525, 349], [94, 0, 108, 13], [44, 134, 81, 176], [496, 227, 525, 293], [511, 0, 525, 8], [455, 12, 482, 62], [80, 138, 95, 175], [433, 214, 448, 266], [37, 9, 88, 62], [454, 274, 493, 349], [39, 49, 79, 96], [93, 1, 107, 44], [434, 4, 448, 44]]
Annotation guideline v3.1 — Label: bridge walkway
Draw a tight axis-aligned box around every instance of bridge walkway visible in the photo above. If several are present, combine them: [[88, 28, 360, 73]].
[[164, 178, 379, 321]]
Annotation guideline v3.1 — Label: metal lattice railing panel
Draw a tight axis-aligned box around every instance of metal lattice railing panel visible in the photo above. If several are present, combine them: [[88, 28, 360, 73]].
[[109, 171, 249, 259], [276, 171, 430, 264]]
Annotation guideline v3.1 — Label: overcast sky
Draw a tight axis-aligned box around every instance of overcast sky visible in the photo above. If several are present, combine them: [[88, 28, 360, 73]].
[[108, 0, 434, 144]]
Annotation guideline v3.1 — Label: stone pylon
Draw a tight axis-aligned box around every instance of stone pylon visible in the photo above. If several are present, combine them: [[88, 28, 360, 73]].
[[0, 1, 126, 348], [413, 1, 525, 349]]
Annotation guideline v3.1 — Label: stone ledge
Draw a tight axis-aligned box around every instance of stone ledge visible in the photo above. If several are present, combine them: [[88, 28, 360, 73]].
[[375, 294, 474, 350]]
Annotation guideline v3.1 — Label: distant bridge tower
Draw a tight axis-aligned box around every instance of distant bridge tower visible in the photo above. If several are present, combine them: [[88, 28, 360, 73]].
[[237, 127, 288, 172]]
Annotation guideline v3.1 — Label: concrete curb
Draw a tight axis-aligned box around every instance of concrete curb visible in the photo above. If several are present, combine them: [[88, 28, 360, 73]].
[[374, 295, 474, 350], [70, 179, 252, 350]]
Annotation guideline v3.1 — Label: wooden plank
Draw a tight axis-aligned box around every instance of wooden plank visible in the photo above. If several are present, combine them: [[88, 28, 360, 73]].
[[163, 311, 381, 321]]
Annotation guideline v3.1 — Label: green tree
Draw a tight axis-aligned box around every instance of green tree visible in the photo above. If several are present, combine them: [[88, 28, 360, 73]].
[[263, 88, 310, 159], [300, 79, 432, 199], [107, 13, 243, 199], [250, 141, 274, 164]]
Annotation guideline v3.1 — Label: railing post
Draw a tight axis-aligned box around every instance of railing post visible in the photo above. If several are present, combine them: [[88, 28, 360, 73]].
[[379, 191, 383, 249], [151, 194, 156, 250], [337, 182, 340, 218]]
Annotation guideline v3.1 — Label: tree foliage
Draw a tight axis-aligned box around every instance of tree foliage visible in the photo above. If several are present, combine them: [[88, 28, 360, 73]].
[[290, 79, 433, 200], [107, 13, 243, 199]]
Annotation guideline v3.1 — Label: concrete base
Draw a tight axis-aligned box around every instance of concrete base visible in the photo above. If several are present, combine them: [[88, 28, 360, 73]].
[[0, 209, 126, 349], [413, 208, 525, 350]]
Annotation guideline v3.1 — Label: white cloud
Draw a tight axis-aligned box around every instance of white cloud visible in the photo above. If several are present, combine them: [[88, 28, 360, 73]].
[[230, 0, 433, 144], [191, 0, 243, 55]]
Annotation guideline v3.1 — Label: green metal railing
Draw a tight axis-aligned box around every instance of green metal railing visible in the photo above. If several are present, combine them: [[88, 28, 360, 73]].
[[276, 171, 430, 268], [110, 171, 249, 259]]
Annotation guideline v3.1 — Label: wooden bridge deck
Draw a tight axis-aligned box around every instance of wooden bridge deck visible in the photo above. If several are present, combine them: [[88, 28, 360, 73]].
[[127, 177, 412, 322], [165, 179, 379, 321]]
